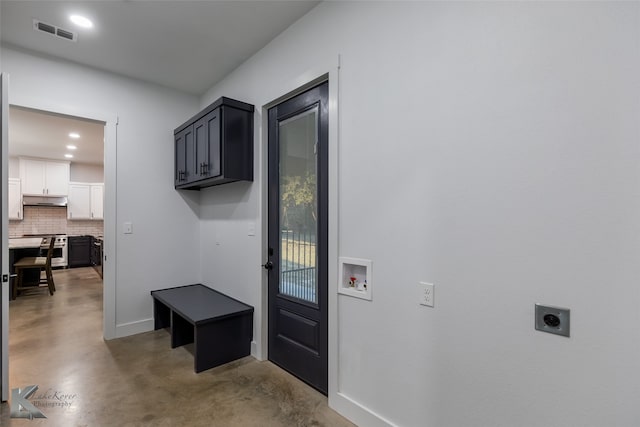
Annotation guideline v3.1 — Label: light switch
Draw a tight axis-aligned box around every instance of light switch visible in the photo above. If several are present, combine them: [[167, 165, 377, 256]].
[[248, 222, 256, 236], [123, 222, 133, 234]]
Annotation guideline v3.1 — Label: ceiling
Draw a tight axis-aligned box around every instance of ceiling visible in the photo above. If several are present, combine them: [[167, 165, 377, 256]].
[[9, 106, 105, 165], [1, 1, 319, 165], [0, 1, 320, 95]]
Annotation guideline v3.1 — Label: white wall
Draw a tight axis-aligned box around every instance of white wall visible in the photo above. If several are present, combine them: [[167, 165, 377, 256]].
[[7, 157, 17, 178], [70, 163, 104, 183], [1, 46, 201, 335], [199, 2, 640, 427]]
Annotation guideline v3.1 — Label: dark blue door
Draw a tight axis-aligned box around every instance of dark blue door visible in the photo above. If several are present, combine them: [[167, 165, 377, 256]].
[[267, 82, 328, 394]]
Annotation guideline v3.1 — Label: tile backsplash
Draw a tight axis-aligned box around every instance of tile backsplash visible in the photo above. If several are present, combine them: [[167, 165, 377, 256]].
[[9, 206, 103, 237]]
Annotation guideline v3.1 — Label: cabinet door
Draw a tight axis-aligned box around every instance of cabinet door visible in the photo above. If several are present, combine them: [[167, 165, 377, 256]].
[[69, 239, 91, 267], [175, 130, 185, 185], [8, 179, 22, 220], [45, 162, 70, 196], [90, 184, 104, 220], [21, 159, 46, 195], [68, 184, 91, 220], [175, 125, 195, 185], [194, 109, 221, 179]]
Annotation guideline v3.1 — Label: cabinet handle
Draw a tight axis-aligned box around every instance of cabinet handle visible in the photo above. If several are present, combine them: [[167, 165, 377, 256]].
[[203, 163, 208, 174]]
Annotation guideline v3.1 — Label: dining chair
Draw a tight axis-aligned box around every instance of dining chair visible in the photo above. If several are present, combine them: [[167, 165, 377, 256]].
[[13, 236, 56, 300]]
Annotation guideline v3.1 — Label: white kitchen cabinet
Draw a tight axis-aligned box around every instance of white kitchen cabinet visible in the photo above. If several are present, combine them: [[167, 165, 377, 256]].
[[68, 183, 91, 219], [68, 182, 104, 220], [20, 158, 70, 196], [8, 178, 22, 220], [90, 184, 104, 220]]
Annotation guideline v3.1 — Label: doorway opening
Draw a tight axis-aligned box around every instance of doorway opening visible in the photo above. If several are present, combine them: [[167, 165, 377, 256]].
[[5, 105, 106, 393]]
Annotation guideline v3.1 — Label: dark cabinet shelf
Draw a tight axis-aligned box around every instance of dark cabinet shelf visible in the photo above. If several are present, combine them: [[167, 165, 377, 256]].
[[174, 97, 254, 190]]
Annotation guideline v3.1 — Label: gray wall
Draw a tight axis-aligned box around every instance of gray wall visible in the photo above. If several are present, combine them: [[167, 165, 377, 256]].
[[198, 2, 640, 427], [1, 46, 201, 335]]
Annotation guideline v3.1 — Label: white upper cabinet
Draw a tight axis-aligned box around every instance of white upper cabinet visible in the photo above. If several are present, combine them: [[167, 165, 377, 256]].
[[45, 161, 70, 196], [21, 159, 46, 195], [68, 183, 91, 220], [8, 178, 22, 220], [20, 158, 70, 196], [68, 182, 104, 220], [90, 184, 104, 220]]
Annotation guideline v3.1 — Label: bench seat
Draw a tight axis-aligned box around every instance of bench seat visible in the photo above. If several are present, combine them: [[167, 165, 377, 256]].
[[151, 284, 254, 373]]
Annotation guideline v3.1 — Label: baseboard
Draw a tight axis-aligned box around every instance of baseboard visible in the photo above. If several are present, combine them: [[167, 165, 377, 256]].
[[329, 392, 398, 427], [251, 340, 263, 360], [114, 318, 154, 338]]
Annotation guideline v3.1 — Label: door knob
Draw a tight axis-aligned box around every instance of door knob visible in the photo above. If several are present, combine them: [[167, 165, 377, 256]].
[[262, 261, 273, 271]]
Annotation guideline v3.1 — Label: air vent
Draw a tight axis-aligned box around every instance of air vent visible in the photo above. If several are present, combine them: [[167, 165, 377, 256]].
[[56, 28, 75, 41], [36, 21, 55, 35], [33, 19, 77, 42]]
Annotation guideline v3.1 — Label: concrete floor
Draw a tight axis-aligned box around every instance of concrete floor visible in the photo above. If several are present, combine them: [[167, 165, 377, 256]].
[[0, 267, 355, 426]]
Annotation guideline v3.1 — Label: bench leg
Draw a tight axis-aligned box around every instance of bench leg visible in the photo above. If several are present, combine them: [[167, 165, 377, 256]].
[[194, 315, 252, 373], [170, 311, 194, 348], [153, 299, 171, 330]]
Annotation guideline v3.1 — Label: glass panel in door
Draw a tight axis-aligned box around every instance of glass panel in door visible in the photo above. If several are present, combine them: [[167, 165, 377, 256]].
[[278, 108, 318, 303]]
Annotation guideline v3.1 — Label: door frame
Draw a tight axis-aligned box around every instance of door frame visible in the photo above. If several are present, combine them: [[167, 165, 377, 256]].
[[259, 62, 340, 393], [258, 57, 387, 426], [2, 91, 118, 341], [1, 74, 9, 401]]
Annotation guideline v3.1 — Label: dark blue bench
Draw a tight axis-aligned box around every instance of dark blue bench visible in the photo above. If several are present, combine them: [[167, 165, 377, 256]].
[[151, 284, 254, 373]]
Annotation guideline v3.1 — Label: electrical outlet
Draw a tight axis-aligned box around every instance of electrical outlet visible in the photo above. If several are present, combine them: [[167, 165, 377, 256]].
[[535, 304, 570, 337], [419, 282, 434, 307]]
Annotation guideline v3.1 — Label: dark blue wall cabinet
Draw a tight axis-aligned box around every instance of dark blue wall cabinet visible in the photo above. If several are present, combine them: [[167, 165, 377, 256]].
[[174, 97, 254, 190]]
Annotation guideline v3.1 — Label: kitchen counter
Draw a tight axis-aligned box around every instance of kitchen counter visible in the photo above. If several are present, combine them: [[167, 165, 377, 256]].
[[9, 237, 43, 249]]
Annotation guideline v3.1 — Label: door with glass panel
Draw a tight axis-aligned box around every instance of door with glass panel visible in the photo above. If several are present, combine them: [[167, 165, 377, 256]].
[[266, 82, 328, 394]]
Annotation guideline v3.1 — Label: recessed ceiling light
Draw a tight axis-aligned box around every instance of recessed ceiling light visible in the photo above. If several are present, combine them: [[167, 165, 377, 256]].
[[69, 15, 93, 29], [66, 145, 77, 150], [65, 154, 74, 158], [69, 132, 80, 139]]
